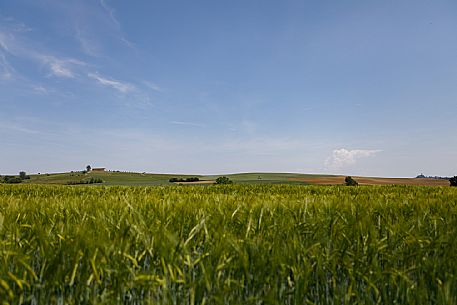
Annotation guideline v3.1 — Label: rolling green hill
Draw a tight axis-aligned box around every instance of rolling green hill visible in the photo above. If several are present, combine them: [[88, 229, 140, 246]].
[[3, 171, 449, 186], [17, 171, 329, 186]]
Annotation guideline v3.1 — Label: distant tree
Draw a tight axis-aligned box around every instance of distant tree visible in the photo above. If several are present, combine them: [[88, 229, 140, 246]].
[[416, 174, 426, 178], [450, 176, 457, 187], [216, 176, 232, 184], [345, 176, 358, 186], [86, 165, 92, 172], [19, 171, 27, 180]]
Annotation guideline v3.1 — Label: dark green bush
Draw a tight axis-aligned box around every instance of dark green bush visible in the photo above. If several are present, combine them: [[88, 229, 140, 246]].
[[170, 177, 200, 183], [345, 176, 358, 186], [450, 176, 457, 187], [216, 176, 232, 184], [3, 176, 22, 184]]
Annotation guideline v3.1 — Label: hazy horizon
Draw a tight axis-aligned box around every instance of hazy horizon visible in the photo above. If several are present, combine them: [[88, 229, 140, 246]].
[[1, 0, 456, 177]]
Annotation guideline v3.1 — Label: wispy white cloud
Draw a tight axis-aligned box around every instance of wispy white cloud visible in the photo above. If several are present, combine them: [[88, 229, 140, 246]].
[[0, 24, 87, 79], [98, 0, 135, 49], [0, 29, 15, 54], [170, 121, 205, 127], [0, 15, 31, 33], [48, 61, 74, 77], [1, 16, 149, 107], [39, 56, 86, 78], [0, 35, 10, 52], [99, 0, 120, 27], [0, 52, 14, 80], [143, 81, 163, 92], [325, 148, 382, 169], [0, 121, 41, 135], [88, 72, 135, 93], [0, 27, 15, 79], [0, 17, 31, 54], [31, 85, 48, 94], [75, 27, 100, 57]]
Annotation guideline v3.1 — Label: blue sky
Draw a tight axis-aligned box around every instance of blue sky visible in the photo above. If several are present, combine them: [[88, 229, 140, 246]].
[[1, 0, 456, 177]]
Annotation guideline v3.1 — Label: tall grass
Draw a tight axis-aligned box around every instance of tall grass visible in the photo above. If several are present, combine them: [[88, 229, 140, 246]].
[[0, 184, 456, 304]]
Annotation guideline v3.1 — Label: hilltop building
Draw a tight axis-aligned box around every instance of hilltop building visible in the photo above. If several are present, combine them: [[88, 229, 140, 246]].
[[92, 168, 106, 172]]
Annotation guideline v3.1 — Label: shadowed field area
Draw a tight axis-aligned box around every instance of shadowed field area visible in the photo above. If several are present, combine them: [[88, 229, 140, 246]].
[[289, 176, 450, 186]]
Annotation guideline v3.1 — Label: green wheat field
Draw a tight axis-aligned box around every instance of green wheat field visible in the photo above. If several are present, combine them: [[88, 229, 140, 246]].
[[1, 184, 457, 304]]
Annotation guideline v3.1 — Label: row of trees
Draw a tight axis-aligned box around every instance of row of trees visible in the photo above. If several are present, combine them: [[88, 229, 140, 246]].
[[1, 171, 30, 184], [169, 177, 200, 183], [66, 177, 103, 185], [168, 176, 233, 184]]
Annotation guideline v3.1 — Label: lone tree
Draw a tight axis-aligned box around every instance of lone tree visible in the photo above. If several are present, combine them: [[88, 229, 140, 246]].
[[345, 176, 358, 186], [19, 171, 27, 180], [216, 176, 232, 184], [86, 165, 92, 172], [450, 176, 457, 187]]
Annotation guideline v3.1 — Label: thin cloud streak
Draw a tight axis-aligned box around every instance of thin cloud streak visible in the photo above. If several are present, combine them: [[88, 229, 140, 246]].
[[0, 122, 41, 135], [75, 27, 100, 57], [0, 29, 15, 55], [170, 121, 205, 127], [38, 56, 87, 78], [88, 72, 135, 93], [143, 81, 163, 92], [0, 26, 87, 79], [31, 85, 48, 94], [99, 0, 120, 27], [1, 22, 148, 106], [98, 0, 135, 49], [0, 52, 14, 80], [48, 61, 74, 77], [0, 34, 10, 52]]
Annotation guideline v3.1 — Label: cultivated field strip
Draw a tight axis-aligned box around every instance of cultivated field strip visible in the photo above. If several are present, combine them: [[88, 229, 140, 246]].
[[0, 185, 456, 304]]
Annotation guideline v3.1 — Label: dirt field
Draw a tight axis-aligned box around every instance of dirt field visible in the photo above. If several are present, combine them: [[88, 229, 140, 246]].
[[288, 177, 450, 186]]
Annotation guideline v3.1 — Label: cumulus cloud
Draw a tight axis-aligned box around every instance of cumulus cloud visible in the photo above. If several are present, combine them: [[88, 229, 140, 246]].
[[325, 148, 381, 169], [88, 72, 135, 93]]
